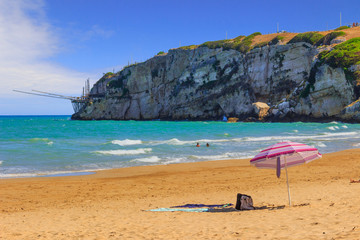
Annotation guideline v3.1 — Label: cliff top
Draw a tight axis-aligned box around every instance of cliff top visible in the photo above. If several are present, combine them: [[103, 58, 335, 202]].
[[175, 26, 360, 53]]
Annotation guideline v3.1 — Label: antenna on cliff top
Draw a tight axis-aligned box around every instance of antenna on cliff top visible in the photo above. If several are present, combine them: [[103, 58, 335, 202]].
[[277, 22, 279, 33], [226, 31, 227, 40], [340, 12, 342, 26]]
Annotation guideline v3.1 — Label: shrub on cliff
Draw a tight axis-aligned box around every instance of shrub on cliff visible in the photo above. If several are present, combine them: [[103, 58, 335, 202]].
[[319, 38, 360, 86], [200, 39, 232, 49], [179, 45, 198, 50], [315, 31, 346, 46], [99, 72, 115, 82], [221, 35, 245, 50], [156, 51, 165, 55], [103, 72, 114, 78], [200, 32, 261, 54], [231, 32, 262, 53], [268, 35, 284, 45], [335, 26, 350, 30], [319, 37, 360, 68], [288, 32, 324, 45]]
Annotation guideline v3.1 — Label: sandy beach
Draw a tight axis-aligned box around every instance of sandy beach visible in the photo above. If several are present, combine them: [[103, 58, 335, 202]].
[[1, 149, 360, 239]]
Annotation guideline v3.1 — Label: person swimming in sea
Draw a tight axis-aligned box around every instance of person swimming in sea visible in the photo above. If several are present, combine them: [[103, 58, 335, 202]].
[[206, 143, 209, 147], [196, 143, 200, 147]]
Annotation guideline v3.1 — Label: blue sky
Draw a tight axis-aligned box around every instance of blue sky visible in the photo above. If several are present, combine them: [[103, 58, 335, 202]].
[[1, 0, 359, 115]]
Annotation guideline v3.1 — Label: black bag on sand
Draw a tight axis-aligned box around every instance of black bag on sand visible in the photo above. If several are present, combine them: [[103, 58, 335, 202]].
[[235, 193, 255, 210]]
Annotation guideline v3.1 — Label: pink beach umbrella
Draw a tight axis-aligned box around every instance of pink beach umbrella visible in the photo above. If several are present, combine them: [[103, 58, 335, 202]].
[[250, 141, 322, 206]]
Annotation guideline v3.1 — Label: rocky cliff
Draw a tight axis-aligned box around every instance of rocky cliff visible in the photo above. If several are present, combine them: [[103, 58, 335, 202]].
[[72, 31, 360, 122]]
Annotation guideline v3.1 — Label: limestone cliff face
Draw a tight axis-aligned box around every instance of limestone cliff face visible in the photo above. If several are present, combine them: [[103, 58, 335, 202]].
[[72, 42, 359, 122]]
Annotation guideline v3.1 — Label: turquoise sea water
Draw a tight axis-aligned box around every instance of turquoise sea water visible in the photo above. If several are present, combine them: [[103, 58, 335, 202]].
[[1, 115, 360, 178]]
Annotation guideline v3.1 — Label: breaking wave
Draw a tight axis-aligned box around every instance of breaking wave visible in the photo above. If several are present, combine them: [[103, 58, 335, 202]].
[[328, 126, 339, 131], [147, 131, 359, 146], [94, 148, 152, 156], [111, 139, 142, 146], [29, 138, 53, 144], [133, 156, 161, 163]]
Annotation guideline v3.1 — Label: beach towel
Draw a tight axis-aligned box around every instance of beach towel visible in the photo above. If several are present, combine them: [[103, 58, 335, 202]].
[[171, 203, 232, 208], [148, 203, 233, 212], [148, 208, 210, 212]]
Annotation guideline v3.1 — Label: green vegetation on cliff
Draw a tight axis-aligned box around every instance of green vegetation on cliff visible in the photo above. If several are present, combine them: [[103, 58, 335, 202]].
[[335, 26, 350, 31], [200, 39, 233, 49], [319, 37, 360, 83], [107, 70, 132, 97], [301, 38, 360, 98], [315, 31, 346, 46], [268, 35, 284, 45], [99, 72, 115, 82], [199, 32, 262, 54], [233, 32, 262, 53], [319, 37, 360, 68], [288, 32, 324, 45], [178, 45, 198, 50]]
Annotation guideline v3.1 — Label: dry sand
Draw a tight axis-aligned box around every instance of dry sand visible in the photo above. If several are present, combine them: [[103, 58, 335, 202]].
[[1, 149, 360, 239]]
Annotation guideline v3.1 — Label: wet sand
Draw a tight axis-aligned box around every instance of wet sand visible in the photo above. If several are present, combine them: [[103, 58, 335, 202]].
[[1, 149, 360, 239]]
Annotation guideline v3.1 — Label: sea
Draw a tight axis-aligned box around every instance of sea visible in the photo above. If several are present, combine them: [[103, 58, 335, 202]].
[[1, 115, 360, 179]]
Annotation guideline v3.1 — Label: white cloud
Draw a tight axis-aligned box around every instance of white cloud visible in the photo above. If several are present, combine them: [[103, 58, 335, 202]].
[[0, 0, 94, 113]]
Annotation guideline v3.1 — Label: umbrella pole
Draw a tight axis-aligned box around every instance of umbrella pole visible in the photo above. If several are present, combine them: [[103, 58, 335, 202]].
[[284, 155, 291, 206]]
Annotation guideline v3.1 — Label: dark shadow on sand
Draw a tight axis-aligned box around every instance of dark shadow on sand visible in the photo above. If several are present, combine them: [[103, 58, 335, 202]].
[[207, 205, 286, 213]]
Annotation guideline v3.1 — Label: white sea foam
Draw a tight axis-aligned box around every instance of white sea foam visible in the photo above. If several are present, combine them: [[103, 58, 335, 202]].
[[293, 130, 299, 133], [133, 156, 161, 163], [150, 138, 228, 146], [322, 131, 356, 136], [150, 131, 360, 147], [189, 151, 256, 161], [189, 154, 231, 161], [0, 161, 2, 165], [94, 148, 152, 155], [0, 170, 96, 179], [243, 131, 358, 142], [163, 158, 186, 165], [111, 139, 142, 146], [330, 121, 339, 124], [342, 125, 348, 129], [30, 138, 54, 145], [146, 131, 359, 146], [316, 142, 327, 147]]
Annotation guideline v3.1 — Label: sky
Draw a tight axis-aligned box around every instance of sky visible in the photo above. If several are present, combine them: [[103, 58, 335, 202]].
[[1, 0, 359, 115]]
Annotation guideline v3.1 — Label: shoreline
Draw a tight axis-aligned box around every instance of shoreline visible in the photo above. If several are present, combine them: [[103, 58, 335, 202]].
[[2, 149, 360, 239]]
